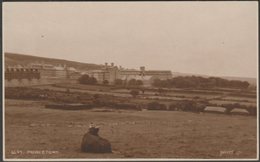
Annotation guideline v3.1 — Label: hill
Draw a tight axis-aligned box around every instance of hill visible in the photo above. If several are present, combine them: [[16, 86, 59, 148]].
[[4, 52, 104, 71]]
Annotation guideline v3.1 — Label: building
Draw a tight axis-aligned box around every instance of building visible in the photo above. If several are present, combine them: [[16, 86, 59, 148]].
[[30, 63, 57, 78], [53, 66, 64, 78], [66, 67, 81, 80], [30, 63, 80, 79], [86, 69, 108, 83], [144, 70, 173, 80], [5, 67, 40, 81], [87, 63, 172, 85], [86, 63, 119, 84], [5, 63, 83, 86], [4, 66, 41, 87]]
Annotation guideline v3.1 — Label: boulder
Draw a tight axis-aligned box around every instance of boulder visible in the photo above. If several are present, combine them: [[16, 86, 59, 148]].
[[81, 127, 112, 153]]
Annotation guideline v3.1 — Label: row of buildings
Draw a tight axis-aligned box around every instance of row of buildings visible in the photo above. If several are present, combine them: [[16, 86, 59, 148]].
[[85, 63, 172, 86], [5, 62, 172, 86], [5, 63, 81, 81]]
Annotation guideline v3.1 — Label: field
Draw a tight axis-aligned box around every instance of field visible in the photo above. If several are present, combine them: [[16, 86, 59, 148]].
[[5, 99, 257, 159]]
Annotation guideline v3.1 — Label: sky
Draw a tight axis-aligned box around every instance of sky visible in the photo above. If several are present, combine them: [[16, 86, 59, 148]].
[[3, 2, 258, 78]]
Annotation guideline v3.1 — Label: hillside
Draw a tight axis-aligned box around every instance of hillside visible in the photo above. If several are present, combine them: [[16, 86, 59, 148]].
[[4, 52, 104, 71]]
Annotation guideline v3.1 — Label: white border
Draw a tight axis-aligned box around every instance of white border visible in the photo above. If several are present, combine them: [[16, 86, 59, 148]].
[[2, 1, 259, 161], [256, 3, 259, 159], [3, 2, 6, 161]]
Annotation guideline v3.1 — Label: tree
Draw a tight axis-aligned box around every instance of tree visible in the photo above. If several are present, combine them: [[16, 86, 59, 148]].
[[128, 79, 137, 86], [241, 81, 250, 89], [114, 79, 123, 86], [136, 80, 143, 86], [130, 90, 139, 98], [78, 74, 97, 85], [151, 76, 250, 89], [152, 78, 161, 87], [103, 80, 109, 85]]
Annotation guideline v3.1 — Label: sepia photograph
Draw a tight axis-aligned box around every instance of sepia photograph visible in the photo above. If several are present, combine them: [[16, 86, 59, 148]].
[[2, 1, 258, 161]]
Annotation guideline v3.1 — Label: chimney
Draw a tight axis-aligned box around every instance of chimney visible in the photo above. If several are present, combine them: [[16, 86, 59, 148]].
[[105, 62, 108, 67], [111, 62, 114, 67]]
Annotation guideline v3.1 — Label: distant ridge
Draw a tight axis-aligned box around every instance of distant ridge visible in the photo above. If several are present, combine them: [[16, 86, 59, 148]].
[[4, 52, 104, 71]]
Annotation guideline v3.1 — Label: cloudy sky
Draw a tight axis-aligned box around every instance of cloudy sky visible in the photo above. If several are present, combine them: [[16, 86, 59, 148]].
[[3, 2, 258, 78]]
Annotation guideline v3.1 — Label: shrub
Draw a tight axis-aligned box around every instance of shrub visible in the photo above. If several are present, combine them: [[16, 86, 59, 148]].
[[115, 103, 141, 111], [177, 100, 196, 112], [221, 104, 235, 114], [245, 106, 257, 116], [128, 79, 143, 87], [194, 103, 207, 112], [103, 80, 109, 85], [147, 102, 167, 110], [130, 90, 139, 98], [78, 74, 97, 85], [114, 79, 124, 86], [175, 100, 206, 113], [136, 80, 143, 86], [169, 102, 180, 111]]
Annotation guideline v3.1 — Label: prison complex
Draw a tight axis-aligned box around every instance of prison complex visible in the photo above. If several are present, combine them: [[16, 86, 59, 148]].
[[5, 62, 172, 87], [4, 63, 81, 87], [5, 67, 40, 80], [86, 63, 172, 85]]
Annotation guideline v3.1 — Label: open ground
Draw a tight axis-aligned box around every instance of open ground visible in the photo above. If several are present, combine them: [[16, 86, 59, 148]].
[[5, 98, 256, 159]]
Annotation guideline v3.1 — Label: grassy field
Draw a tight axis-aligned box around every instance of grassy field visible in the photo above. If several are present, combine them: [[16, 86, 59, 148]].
[[5, 99, 257, 159], [31, 84, 257, 107]]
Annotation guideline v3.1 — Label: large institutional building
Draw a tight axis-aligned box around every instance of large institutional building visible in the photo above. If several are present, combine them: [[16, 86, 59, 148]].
[[5, 67, 40, 81], [4, 63, 81, 87], [5, 62, 172, 87], [86, 63, 172, 86]]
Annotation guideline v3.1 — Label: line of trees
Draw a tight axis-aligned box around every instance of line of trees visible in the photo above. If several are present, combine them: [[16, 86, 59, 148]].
[[152, 76, 250, 89]]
